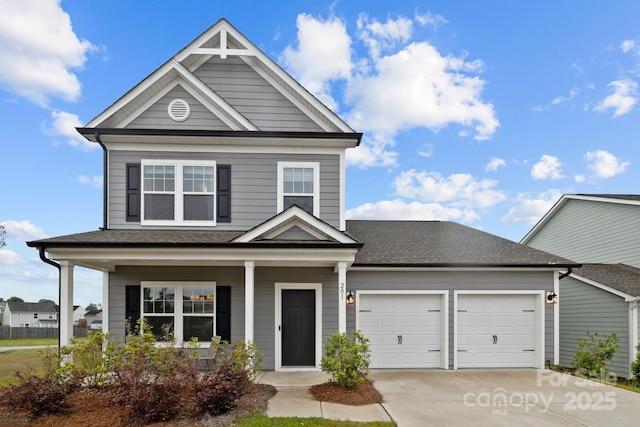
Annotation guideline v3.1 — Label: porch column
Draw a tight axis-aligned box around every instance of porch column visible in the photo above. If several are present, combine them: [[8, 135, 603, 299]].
[[244, 261, 255, 343], [101, 271, 109, 333], [338, 262, 347, 333], [59, 261, 74, 347]]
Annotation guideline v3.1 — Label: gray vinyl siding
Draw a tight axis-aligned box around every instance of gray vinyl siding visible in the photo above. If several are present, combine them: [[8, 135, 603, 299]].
[[107, 266, 338, 370], [558, 277, 631, 378], [108, 150, 340, 230], [346, 270, 555, 369], [527, 199, 640, 268], [192, 56, 323, 132], [128, 85, 231, 130]]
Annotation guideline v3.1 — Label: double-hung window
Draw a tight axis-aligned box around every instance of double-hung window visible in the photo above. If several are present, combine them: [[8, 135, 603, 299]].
[[142, 282, 216, 343], [277, 162, 319, 216], [142, 160, 216, 225]]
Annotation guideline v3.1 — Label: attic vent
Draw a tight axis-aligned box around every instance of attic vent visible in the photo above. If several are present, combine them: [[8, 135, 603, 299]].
[[168, 99, 190, 122]]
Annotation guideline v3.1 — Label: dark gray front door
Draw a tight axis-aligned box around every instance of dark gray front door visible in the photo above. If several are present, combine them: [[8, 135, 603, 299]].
[[282, 289, 315, 366]]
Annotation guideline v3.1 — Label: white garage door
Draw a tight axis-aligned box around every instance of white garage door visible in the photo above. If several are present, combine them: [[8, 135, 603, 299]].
[[358, 293, 443, 368], [457, 294, 538, 368]]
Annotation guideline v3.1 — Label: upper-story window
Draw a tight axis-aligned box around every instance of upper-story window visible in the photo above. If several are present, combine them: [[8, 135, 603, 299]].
[[277, 162, 319, 216], [141, 160, 216, 225]]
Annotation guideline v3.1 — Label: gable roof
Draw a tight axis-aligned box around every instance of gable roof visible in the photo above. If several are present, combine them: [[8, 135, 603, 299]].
[[521, 194, 640, 244], [346, 220, 578, 267], [82, 18, 355, 135], [6, 301, 57, 313], [570, 263, 640, 299]]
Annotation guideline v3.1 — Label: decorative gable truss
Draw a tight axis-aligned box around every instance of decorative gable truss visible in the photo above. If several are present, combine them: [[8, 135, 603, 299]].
[[86, 19, 354, 133]]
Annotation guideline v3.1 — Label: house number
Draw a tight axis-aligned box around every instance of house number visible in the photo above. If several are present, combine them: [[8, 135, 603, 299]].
[[340, 283, 345, 300]]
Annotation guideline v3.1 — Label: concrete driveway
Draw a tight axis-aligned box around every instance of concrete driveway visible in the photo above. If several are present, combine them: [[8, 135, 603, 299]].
[[368, 369, 640, 427]]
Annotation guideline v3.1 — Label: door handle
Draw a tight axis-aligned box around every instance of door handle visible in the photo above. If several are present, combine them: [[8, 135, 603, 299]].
[[492, 334, 498, 344], [398, 335, 403, 345]]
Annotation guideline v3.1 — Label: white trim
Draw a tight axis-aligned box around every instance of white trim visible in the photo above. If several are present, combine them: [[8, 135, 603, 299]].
[[554, 273, 560, 365], [277, 162, 320, 217], [60, 261, 74, 347], [350, 266, 564, 273], [629, 301, 638, 376], [141, 159, 217, 227], [570, 273, 636, 301], [453, 291, 545, 370], [339, 152, 346, 231], [102, 139, 353, 153], [140, 281, 216, 346], [337, 262, 347, 333], [102, 271, 109, 334], [244, 261, 255, 343], [274, 282, 322, 371], [355, 290, 449, 369]]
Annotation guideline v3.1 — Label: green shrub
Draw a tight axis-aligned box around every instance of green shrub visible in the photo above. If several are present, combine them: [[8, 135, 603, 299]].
[[217, 340, 264, 382], [573, 331, 620, 380], [631, 343, 640, 386], [321, 330, 371, 388]]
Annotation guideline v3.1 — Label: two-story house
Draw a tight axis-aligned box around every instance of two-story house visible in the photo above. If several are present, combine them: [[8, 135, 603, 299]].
[[28, 19, 577, 371], [522, 194, 640, 378], [4, 301, 58, 328]]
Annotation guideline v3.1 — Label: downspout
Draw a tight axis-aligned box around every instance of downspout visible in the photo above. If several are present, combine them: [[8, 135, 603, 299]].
[[559, 267, 573, 280], [39, 247, 61, 354], [95, 132, 108, 230]]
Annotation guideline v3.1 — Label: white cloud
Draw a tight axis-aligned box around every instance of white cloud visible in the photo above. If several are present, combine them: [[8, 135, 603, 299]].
[[485, 157, 506, 172], [393, 170, 507, 208], [281, 14, 352, 111], [418, 143, 434, 158], [501, 190, 562, 224], [346, 133, 398, 167], [531, 155, 564, 180], [0, 0, 95, 106], [346, 199, 479, 223], [593, 79, 638, 117], [357, 14, 413, 60], [45, 110, 96, 150], [414, 12, 448, 30], [0, 220, 47, 240], [551, 87, 579, 105], [78, 175, 103, 188], [0, 250, 22, 267], [621, 39, 636, 53], [585, 150, 629, 178], [574, 174, 586, 183]]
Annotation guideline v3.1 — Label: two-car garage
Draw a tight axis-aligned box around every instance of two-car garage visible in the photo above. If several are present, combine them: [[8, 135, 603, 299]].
[[356, 291, 545, 369]]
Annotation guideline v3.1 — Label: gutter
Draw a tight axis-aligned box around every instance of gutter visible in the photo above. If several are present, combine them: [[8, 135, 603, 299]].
[[38, 247, 61, 353], [95, 132, 108, 230]]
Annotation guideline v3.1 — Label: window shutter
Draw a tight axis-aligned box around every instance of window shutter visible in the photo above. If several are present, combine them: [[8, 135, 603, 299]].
[[217, 165, 231, 222], [126, 164, 141, 222], [125, 285, 141, 334]]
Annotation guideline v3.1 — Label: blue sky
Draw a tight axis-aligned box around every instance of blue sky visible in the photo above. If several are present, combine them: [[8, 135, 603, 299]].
[[1, 0, 639, 306]]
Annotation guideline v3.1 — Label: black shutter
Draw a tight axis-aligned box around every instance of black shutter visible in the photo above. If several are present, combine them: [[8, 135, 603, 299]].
[[217, 165, 231, 223], [126, 164, 141, 222], [216, 286, 231, 342], [125, 285, 141, 334]]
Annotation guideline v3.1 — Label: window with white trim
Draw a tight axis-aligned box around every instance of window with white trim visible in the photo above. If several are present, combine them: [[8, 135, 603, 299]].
[[277, 162, 319, 216], [142, 282, 215, 343], [142, 160, 216, 225]]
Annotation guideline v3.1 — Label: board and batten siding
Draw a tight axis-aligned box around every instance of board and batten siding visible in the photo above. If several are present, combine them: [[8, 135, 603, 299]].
[[527, 199, 640, 268], [559, 277, 631, 378], [108, 150, 341, 230], [346, 270, 555, 369]]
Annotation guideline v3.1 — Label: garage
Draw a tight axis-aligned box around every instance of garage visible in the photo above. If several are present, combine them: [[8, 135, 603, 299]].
[[455, 293, 541, 368], [357, 292, 446, 368]]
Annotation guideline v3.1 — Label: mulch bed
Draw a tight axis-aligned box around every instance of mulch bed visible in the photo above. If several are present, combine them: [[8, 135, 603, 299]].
[[310, 378, 383, 406]]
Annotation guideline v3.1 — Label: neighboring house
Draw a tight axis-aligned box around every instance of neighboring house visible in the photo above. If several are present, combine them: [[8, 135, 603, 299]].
[[85, 310, 102, 330], [73, 305, 85, 326], [0, 302, 5, 325], [27, 19, 577, 371], [521, 194, 640, 378], [3, 302, 58, 328]]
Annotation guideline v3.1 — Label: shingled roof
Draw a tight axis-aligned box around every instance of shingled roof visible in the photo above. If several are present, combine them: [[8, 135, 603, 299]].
[[571, 263, 640, 297], [576, 194, 640, 202], [7, 301, 57, 313], [345, 220, 578, 267]]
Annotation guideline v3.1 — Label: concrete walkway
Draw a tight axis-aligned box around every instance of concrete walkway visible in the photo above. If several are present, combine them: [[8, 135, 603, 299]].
[[257, 371, 393, 423], [0, 345, 53, 352]]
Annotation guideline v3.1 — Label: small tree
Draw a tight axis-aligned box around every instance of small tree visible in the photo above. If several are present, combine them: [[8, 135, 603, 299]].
[[7, 296, 24, 302], [321, 330, 371, 388], [85, 302, 99, 311], [630, 344, 640, 386], [573, 331, 620, 380]]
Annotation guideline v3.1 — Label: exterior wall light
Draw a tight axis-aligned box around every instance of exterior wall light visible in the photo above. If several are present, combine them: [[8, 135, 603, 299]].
[[546, 291, 558, 304], [346, 291, 355, 305]]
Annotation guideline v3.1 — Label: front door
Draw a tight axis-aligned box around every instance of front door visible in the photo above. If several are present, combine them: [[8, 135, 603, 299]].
[[282, 289, 315, 366]]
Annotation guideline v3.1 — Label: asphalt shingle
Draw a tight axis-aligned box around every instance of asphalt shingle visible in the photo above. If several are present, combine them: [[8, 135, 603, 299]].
[[572, 263, 640, 297]]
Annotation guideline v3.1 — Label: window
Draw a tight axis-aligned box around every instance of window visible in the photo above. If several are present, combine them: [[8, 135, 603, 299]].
[[142, 282, 215, 343], [33, 313, 38, 319], [141, 160, 216, 225], [277, 162, 319, 216]]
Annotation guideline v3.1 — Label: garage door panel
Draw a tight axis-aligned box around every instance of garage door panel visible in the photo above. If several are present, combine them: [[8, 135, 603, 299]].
[[457, 294, 538, 368], [359, 294, 444, 368]]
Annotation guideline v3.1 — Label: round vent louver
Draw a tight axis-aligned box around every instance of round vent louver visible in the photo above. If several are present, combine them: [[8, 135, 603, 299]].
[[168, 99, 190, 122]]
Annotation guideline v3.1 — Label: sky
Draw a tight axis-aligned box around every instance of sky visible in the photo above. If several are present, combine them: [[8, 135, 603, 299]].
[[1, 0, 639, 307]]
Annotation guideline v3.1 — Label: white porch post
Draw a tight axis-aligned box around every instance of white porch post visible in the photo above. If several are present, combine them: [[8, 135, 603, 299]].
[[101, 271, 109, 333], [244, 261, 255, 342], [59, 261, 74, 347], [338, 262, 347, 333]]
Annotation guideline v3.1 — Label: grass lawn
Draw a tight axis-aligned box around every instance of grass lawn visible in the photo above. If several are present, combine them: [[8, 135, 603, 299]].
[[0, 348, 46, 386], [0, 337, 58, 347], [233, 412, 395, 426]]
